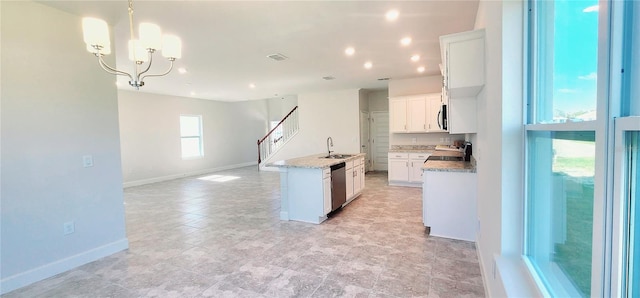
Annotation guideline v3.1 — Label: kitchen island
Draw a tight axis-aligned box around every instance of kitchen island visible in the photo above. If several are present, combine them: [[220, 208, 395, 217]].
[[422, 150, 477, 241], [267, 153, 366, 224]]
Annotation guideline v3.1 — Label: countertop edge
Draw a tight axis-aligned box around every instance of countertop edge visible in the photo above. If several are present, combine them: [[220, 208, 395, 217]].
[[266, 153, 366, 169]]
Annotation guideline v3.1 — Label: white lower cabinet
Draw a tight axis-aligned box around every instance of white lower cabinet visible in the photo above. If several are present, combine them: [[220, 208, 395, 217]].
[[388, 152, 430, 187], [323, 168, 331, 215], [346, 161, 354, 199], [423, 170, 477, 241], [346, 157, 365, 203]]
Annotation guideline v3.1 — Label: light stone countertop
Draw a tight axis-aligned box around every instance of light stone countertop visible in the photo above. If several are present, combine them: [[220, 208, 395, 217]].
[[267, 153, 366, 169], [422, 150, 476, 173]]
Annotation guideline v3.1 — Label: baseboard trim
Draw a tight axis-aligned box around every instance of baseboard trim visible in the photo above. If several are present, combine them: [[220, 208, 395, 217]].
[[123, 161, 258, 188], [0, 238, 129, 295]]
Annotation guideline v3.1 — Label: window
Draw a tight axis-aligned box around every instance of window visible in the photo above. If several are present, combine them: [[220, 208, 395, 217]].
[[525, 0, 600, 296], [529, 0, 599, 124], [180, 115, 203, 159], [526, 131, 595, 296]]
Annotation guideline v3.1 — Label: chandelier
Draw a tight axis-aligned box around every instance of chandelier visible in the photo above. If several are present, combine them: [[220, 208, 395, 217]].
[[81, 0, 182, 89]]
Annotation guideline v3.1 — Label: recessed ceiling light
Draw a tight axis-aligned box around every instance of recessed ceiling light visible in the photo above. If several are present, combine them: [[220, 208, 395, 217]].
[[411, 55, 420, 62], [190, 91, 196, 96], [401, 37, 412, 46], [417, 66, 426, 73], [345, 47, 355, 56], [249, 83, 256, 89], [364, 61, 373, 69], [385, 9, 399, 21], [178, 67, 187, 74]]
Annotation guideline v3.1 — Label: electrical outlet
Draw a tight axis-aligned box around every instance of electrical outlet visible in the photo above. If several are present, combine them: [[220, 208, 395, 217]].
[[445, 137, 451, 143], [412, 138, 417, 144], [82, 155, 93, 168], [63, 221, 75, 235], [439, 138, 444, 143]]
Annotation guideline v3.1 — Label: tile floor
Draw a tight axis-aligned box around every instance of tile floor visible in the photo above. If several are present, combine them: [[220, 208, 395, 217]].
[[3, 167, 485, 298]]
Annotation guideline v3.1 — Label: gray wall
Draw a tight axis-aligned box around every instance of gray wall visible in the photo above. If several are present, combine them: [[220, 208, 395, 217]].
[[118, 90, 270, 186], [1, 2, 128, 293], [367, 90, 389, 112]]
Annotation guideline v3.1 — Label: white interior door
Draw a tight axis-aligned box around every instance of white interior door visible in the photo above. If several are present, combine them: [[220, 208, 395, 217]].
[[371, 111, 389, 171], [360, 111, 371, 172]]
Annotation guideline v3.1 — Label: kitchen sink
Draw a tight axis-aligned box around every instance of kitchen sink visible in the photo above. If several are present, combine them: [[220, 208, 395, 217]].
[[426, 155, 464, 161], [321, 154, 354, 159]]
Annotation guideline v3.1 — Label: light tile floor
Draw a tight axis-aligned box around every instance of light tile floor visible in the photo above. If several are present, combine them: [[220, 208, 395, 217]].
[[3, 167, 485, 297]]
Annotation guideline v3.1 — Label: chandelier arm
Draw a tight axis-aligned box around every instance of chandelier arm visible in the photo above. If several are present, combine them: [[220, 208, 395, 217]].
[[140, 59, 174, 81], [98, 55, 134, 81], [136, 50, 154, 79]]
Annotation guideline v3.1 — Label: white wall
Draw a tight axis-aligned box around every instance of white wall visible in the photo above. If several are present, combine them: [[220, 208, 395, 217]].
[[267, 95, 298, 122], [1, 2, 128, 294], [118, 90, 269, 186], [266, 88, 361, 163], [473, 0, 537, 297], [388, 76, 464, 146]]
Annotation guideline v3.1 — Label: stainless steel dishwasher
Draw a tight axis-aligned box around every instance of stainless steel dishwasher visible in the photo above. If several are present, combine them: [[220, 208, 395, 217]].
[[330, 162, 347, 211]]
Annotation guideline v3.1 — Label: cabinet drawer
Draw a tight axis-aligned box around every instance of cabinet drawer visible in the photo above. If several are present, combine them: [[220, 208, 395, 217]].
[[409, 153, 431, 160], [388, 152, 409, 159], [323, 168, 331, 179]]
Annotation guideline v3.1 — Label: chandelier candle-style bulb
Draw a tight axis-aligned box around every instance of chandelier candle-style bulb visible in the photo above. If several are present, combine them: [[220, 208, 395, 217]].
[[162, 35, 182, 59], [82, 17, 110, 51], [128, 39, 149, 62], [139, 22, 162, 50]]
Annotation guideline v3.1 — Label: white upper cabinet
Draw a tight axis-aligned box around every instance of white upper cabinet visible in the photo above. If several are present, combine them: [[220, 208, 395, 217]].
[[390, 99, 408, 132], [407, 96, 427, 131], [390, 93, 445, 133], [440, 29, 485, 98]]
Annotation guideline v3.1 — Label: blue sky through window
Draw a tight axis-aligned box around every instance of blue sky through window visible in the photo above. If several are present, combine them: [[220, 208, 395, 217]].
[[552, 0, 599, 119]]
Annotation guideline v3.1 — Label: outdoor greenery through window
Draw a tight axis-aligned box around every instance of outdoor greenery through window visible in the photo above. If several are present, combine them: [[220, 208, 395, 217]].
[[180, 115, 203, 159], [527, 131, 595, 296], [526, 0, 599, 296]]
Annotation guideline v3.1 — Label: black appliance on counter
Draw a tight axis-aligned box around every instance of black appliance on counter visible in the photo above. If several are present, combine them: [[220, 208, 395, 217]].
[[463, 142, 472, 161], [330, 163, 346, 211]]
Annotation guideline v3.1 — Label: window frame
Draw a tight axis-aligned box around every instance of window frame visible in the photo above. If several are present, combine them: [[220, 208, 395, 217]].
[[179, 114, 204, 159], [523, 0, 613, 296]]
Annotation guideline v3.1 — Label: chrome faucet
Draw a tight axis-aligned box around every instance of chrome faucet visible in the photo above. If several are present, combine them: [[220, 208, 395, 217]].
[[327, 137, 334, 156]]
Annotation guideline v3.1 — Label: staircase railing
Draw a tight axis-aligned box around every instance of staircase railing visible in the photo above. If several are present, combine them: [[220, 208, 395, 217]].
[[257, 106, 299, 164]]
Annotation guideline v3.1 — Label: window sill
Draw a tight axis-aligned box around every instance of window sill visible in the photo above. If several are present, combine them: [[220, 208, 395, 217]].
[[496, 255, 546, 297]]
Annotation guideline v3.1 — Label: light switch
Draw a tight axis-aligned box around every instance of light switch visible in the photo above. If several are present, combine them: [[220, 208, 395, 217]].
[[82, 155, 93, 168]]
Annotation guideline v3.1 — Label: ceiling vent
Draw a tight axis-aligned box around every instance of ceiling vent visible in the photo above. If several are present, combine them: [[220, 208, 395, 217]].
[[322, 76, 336, 80], [377, 77, 390, 81], [267, 53, 288, 61]]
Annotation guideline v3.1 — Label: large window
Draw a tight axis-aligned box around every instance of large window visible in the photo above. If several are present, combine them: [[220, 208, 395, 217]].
[[180, 115, 203, 159], [525, 0, 599, 296]]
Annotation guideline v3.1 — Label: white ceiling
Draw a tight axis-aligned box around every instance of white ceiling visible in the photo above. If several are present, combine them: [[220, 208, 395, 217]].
[[43, 0, 479, 102]]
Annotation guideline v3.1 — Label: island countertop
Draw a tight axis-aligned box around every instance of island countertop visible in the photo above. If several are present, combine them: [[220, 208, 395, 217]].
[[267, 153, 366, 169], [422, 150, 476, 173]]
